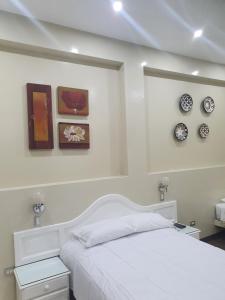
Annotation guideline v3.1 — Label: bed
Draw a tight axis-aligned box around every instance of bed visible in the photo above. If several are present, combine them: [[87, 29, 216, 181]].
[[14, 194, 225, 300], [61, 227, 225, 300]]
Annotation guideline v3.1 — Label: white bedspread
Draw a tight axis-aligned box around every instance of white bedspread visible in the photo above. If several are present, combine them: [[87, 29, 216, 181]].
[[60, 228, 225, 300]]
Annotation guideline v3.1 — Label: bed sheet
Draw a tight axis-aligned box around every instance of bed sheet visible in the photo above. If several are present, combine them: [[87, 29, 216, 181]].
[[61, 228, 225, 300]]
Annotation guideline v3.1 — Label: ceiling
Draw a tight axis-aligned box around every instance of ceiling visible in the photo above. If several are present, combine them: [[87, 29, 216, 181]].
[[0, 0, 225, 64]]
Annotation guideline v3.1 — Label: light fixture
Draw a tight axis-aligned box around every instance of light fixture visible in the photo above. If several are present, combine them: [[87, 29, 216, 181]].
[[192, 70, 199, 76], [141, 61, 147, 67], [193, 29, 203, 39], [71, 47, 79, 54], [32, 192, 46, 227], [158, 177, 169, 201], [113, 1, 123, 12]]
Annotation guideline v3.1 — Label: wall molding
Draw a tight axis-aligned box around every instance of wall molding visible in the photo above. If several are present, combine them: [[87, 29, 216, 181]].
[[0, 39, 123, 70], [0, 175, 128, 192], [144, 67, 225, 87], [149, 164, 225, 176], [1, 163, 225, 192]]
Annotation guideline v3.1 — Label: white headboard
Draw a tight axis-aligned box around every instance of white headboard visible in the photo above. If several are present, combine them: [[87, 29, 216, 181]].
[[14, 194, 177, 266]]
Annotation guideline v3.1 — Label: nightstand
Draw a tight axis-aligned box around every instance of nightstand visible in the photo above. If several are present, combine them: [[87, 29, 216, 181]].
[[14, 257, 70, 300], [175, 225, 201, 240]]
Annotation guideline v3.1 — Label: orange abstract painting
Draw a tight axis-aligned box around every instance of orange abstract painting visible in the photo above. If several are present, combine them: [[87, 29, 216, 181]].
[[33, 92, 49, 142], [27, 83, 54, 149]]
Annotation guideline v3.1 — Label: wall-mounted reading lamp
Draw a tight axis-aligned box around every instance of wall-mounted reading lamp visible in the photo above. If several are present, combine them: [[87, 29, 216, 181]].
[[32, 192, 46, 227], [158, 177, 169, 201]]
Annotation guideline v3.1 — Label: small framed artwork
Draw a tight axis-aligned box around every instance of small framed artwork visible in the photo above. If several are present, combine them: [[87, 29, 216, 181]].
[[27, 83, 54, 149], [58, 86, 89, 116], [58, 123, 90, 149]]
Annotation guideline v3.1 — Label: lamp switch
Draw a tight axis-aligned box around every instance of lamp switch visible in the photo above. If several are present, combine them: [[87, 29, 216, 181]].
[[190, 220, 196, 227], [4, 267, 14, 276]]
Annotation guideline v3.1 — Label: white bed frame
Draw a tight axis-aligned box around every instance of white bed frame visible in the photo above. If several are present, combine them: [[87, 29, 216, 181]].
[[14, 194, 177, 267]]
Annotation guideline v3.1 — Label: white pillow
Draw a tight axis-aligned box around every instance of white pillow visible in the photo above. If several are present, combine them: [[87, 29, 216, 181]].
[[124, 212, 173, 233], [72, 217, 134, 248]]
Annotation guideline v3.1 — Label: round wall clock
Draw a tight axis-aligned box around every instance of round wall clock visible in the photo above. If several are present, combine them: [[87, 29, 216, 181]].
[[202, 96, 215, 113], [174, 123, 188, 141], [199, 123, 209, 138], [179, 94, 193, 112]]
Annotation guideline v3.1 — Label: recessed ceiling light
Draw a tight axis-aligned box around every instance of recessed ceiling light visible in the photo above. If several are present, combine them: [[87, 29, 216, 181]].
[[193, 29, 203, 39], [141, 61, 147, 67], [192, 70, 199, 76], [71, 47, 79, 54], [113, 1, 123, 12]]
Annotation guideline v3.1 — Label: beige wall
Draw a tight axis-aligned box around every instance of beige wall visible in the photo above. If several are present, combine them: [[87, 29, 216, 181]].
[[0, 51, 125, 187], [145, 76, 225, 172], [1, 11, 225, 300]]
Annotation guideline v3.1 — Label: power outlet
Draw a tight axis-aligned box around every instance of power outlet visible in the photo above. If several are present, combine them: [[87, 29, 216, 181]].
[[4, 267, 14, 276], [190, 220, 196, 227]]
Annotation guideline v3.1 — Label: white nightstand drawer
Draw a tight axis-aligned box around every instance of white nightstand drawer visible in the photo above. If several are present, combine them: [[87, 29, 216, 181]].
[[34, 288, 69, 300], [175, 225, 201, 240], [189, 231, 200, 239], [22, 276, 69, 299]]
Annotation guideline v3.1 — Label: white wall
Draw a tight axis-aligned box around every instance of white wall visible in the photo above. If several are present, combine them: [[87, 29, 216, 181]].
[[145, 76, 225, 172], [1, 11, 225, 300]]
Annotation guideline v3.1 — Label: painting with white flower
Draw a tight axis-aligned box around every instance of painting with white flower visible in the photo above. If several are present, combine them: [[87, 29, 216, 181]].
[[59, 123, 90, 149]]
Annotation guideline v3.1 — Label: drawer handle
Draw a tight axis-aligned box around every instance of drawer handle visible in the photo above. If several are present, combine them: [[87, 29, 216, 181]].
[[44, 284, 50, 291]]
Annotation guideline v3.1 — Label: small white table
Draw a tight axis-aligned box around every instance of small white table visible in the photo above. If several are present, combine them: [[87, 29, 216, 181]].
[[175, 225, 201, 239], [214, 219, 225, 228], [14, 257, 70, 300]]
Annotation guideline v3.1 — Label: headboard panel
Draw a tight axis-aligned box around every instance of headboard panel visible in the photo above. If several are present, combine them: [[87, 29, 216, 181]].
[[14, 194, 177, 266]]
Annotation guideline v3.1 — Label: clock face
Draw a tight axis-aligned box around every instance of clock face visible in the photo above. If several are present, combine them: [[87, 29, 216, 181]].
[[199, 123, 209, 138], [179, 94, 193, 112], [174, 123, 188, 141], [202, 96, 215, 113]]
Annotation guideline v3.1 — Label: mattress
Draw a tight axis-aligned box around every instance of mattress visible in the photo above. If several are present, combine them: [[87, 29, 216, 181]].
[[60, 228, 225, 300]]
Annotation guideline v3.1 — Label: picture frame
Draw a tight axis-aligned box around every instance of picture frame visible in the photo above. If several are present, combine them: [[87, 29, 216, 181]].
[[27, 83, 54, 149], [57, 86, 89, 116], [58, 122, 90, 149]]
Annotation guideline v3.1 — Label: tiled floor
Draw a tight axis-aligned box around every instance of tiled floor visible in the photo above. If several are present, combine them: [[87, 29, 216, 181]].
[[202, 231, 225, 250]]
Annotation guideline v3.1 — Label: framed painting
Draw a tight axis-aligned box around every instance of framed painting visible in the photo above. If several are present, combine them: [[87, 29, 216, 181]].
[[58, 86, 89, 116], [58, 123, 90, 149], [27, 83, 54, 149]]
